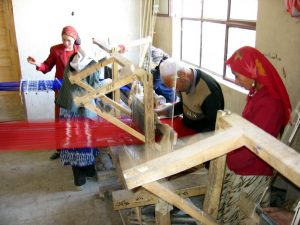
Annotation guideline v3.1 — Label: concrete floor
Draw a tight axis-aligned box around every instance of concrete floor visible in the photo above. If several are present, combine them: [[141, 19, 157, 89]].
[[0, 150, 121, 225]]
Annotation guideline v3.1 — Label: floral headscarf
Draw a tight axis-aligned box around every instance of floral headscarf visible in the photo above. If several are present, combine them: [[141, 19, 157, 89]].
[[226, 46, 291, 125]]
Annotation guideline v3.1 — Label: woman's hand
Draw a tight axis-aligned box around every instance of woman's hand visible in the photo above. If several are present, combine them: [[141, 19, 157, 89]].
[[27, 56, 39, 66]]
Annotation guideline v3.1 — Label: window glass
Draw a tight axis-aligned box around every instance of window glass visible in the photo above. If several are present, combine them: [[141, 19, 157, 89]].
[[225, 28, 256, 80], [201, 22, 226, 75], [175, 0, 257, 84], [203, 0, 228, 19], [231, 0, 258, 20], [182, 0, 202, 18], [182, 20, 201, 66]]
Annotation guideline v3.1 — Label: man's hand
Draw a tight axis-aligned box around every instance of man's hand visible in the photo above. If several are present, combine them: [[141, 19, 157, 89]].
[[264, 207, 295, 225], [154, 102, 172, 117]]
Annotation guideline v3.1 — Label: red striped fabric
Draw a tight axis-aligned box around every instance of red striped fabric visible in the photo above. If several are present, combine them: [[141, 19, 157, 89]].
[[0, 117, 197, 151]]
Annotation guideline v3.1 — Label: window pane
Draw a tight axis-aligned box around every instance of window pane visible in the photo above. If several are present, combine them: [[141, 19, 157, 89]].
[[231, 0, 258, 20], [182, 20, 201, 66], [201, 22, 226, 75], [182, 0, 202, 18], [225, 28, 256, 80], [203, 0, 228, 19]]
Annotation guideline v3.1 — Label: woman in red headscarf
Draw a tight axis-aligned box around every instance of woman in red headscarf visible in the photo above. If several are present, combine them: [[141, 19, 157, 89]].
[[217, 46, 291, 225], [27, 25, 81, 160]]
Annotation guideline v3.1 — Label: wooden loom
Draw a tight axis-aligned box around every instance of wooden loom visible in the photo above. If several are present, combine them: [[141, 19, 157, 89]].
[[69, 36, 156, 148], [68, 39, 300, 224]]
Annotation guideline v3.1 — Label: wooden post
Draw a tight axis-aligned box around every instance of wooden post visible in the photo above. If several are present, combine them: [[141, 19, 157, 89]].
[[143, 181, 219, 225], [203, 110, 228, 218], [112, 49, 120, 117], [142, 69, 156, 155], [155, 200, 171, 225]]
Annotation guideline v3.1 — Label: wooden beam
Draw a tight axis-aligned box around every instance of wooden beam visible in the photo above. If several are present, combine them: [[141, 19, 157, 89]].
[[69, 57, 114, 84], [220, 113, 300, 187], [122, 112, 300, 189], [123, 127, 243, 189], [203, 111, 227, 218], [73, 74, 137, 106], [93, 36, 151, 55], [112, 58, 120, 117], [155, 200, 171, 225], [125, 36, 151, 50], [112, 53, 134, 67], [84, 102, 145, 142], [203, 155, 226, 219], [113, 171, 208, 210], [143, 181, 219, 225], [100, 95, 131, 116], [93, 38, 112, 53], [142, 66, 155, 152]]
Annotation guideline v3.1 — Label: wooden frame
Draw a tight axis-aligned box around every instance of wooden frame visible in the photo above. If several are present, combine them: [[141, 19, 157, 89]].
[[67, 37, 155, 148], [119, 110, 300, 224]]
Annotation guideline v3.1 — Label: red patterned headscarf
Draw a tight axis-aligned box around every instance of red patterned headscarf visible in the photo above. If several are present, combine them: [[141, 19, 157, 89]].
[[226, 46, 291, 125], [62, 26, 78, 40]]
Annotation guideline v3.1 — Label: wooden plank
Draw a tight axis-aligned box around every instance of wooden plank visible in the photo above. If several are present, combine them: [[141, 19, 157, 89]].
[[125, 36, 151, 50], [84, 102, 145, 142], [138, 40, 150, 68], [100, 95, 131, 116], [69, 57, 114, 83], [155, 200, 171, 225], [113, 170, 208, 210], [0, 91, 25, 121], [112, 53, 134, 67], [112, 60, 120, 117], [93, 36, 151, 55], [143, 181, 219, 225], [123, 127, 243, 189], [0, 0, 21, 82], [203, 110, 227, 219], [92, 38, 112, 53], [142, 68, 155, 152], [203, 156, 226, 219], [107, 146, 129, 188], [73, 74, 137, 105], [221, 113, 300, 187], [69, 72, 131, 116]]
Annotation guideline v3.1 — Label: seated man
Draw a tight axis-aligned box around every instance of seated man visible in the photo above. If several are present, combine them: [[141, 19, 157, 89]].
[[157, 58, 224, 132]]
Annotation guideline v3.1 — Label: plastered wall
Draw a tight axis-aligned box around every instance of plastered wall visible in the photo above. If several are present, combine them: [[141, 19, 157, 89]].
[[256, 0, 300, 110], [12, 0, 141, 121]]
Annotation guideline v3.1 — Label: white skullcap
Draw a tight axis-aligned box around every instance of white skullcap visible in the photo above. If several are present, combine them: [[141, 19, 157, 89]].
[[159, 58, 183, 79], [70, 47, 98, 72]]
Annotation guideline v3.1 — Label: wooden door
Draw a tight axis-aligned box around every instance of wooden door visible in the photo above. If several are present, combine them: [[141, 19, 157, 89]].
[[0, 0, 25, 121]]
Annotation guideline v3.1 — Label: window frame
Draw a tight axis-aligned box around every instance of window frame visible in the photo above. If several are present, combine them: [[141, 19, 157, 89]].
[[178, 0, 256, 82], [157, 0, 171, 17]]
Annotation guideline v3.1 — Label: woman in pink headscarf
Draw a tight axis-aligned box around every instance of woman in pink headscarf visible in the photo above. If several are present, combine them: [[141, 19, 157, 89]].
[[217, 46, 291, 225], [27, 26, 81, 160], [27, 25, 80, 80]]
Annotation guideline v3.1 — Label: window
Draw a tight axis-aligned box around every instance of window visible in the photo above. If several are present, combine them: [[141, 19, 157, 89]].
[[172, 0, 257, 82]]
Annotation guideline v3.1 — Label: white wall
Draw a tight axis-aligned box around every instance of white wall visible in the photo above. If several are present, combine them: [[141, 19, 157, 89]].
[[12, 0, 141, 120]]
